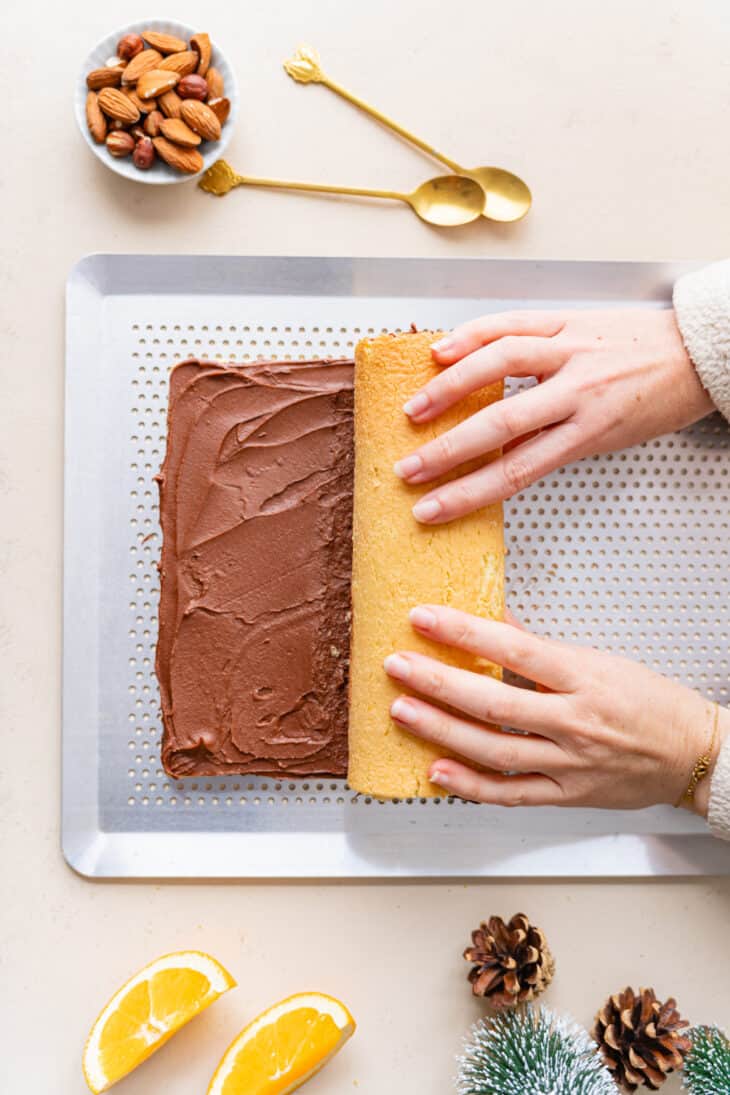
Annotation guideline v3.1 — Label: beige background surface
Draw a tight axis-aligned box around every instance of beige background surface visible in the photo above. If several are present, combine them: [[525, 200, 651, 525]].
[[2, 0, 730, 1091]]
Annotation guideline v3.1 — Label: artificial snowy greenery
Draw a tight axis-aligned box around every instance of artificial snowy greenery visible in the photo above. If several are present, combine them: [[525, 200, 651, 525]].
[[682, 1026, 730, 1094], [456, 1005, 616, 1095]]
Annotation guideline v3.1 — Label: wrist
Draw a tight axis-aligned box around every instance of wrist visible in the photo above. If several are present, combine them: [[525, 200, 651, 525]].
[[670, 310, 715, 423], [674, 700, 726, 817]]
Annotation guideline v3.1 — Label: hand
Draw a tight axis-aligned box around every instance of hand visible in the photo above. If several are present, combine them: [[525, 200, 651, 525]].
[[383, 605, 728, 814], [395, 309, 714, 524]]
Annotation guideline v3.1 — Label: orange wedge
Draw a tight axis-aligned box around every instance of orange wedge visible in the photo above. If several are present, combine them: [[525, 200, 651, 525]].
[[83, 950, 236, 1093], [207, 992, 356, 1095]]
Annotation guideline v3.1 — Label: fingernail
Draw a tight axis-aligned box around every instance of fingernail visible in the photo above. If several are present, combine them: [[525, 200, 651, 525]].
[[412, 497, 442, 522], [431, 336, 453, 353], [431, 769, 451, 787], [391, 697, 416, 723], [384, 653, 411, 680], [409, 606, 437, 630], [393, 453, 423, 480], [403, 392, 429, 417]]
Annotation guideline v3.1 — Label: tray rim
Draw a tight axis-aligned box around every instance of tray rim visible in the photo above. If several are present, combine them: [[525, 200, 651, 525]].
[[63, 252, 727, 880]]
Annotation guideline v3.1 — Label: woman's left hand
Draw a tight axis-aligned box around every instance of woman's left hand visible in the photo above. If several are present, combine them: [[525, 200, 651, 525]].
[[383, 605, 727, 815]]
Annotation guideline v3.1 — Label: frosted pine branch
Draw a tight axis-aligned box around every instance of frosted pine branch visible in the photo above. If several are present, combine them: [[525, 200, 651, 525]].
[[682, 1026, 730, 1094], [456, 1005, 616, 1095]]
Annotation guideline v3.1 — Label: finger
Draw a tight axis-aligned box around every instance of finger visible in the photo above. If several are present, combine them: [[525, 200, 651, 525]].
[[408, 605, 578, 692], [397, 381, 575, 486], [390, 694, 562, 772], [404, 337, 567, 422], [428, 759, 565, 807], [411, 421, 583, 522], [431, 311, 566, 365], [383, 651, 568, 736], [503, 427, 542, 453]]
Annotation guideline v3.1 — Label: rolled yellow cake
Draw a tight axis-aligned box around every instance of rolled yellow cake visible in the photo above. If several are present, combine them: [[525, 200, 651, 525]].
[[348, 330, 504, 798]]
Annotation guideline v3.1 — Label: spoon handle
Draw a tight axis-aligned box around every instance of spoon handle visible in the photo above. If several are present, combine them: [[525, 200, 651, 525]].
[[232, 172, 406, 203], [284, 45, 463, 174], [323, 75, 462, 173]]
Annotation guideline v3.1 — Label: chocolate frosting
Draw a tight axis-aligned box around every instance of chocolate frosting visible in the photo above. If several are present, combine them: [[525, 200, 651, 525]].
[[156, 359, 353, 778]]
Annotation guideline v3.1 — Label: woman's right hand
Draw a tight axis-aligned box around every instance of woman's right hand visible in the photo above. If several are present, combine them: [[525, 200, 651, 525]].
[[394, 308, 714, 524], [384, 604, 728, 816]]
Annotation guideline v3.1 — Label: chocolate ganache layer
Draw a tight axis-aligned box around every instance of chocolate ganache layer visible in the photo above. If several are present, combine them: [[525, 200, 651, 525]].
[[156, 359, 354, 778]]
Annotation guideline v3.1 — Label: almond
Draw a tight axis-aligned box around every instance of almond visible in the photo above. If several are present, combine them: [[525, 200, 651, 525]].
[[160, 117, 201, 147], [86, 66, 124, 90], [143, 109, 164, 137], [158, 89, 183, 118], [136, 69, 179, 100], [205, 66, 224, 99], [180, 99, 221, 140], [122, 48, 163, 84], [190, 32, 211, 75], [85, 91, 107, 143], [152, 137, 204, 174], [97, 87, 140, 124], [142, 29, 187, 54], [159, 50, 199, 77], [206, 96, 230, 125], [122, 86, 155, 114]]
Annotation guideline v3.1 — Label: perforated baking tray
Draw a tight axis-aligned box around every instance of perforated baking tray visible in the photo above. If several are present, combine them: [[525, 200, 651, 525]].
[[63, 254, 730, 878]]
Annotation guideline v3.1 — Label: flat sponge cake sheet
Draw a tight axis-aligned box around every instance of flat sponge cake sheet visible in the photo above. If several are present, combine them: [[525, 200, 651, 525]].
[[347, 331, 504, 798]]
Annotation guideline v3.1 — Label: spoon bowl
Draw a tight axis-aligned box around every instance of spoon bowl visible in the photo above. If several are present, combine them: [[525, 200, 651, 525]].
[[409, 175, 485, 226], [466, 167, 532, 222]]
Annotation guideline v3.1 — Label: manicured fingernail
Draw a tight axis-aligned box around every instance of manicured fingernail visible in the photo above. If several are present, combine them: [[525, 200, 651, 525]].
[[409, 606, 437, 630], [384, 653, 411, 680], [431, 336, 453, 353], [394, 453, 423, 480], [412, 497, 442, 522], [403, 392, 429, 417], [391, 697, 416, 722], [431, 769, 451, 787]]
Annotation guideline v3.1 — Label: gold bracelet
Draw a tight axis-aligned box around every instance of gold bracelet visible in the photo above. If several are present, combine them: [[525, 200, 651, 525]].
[[675, 703, 720, 808]]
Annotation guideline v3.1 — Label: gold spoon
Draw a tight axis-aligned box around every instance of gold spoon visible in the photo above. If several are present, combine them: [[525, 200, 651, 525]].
[[198, 159, 485, 227], [284, 45, 532, 224]]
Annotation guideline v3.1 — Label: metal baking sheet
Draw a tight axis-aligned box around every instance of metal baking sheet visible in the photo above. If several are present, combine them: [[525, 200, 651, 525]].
[[63, 254, 730, 878]]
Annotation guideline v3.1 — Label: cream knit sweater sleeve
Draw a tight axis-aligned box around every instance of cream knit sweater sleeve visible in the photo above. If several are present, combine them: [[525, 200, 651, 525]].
[[673, 260, 730, 841], [674, 260, 730, 421], [707, 737, 730, 842]]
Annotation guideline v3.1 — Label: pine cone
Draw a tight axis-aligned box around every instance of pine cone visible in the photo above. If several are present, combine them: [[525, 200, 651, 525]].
[[593, 986, 691, 1091], [463, 912, 555, 1008]]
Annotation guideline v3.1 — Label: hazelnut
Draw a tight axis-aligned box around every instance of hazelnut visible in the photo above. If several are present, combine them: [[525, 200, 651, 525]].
[[106, 130, 135, 158], [130, 124, 146, 141], [117, 33, 144, 61], [143, 109, 164, 137], [177, 74, 208, 100], [133, 137, 156, 170]]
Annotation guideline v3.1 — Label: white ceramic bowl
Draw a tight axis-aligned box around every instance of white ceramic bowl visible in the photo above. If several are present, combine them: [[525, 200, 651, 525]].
[[75, 18, 238, 184]]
